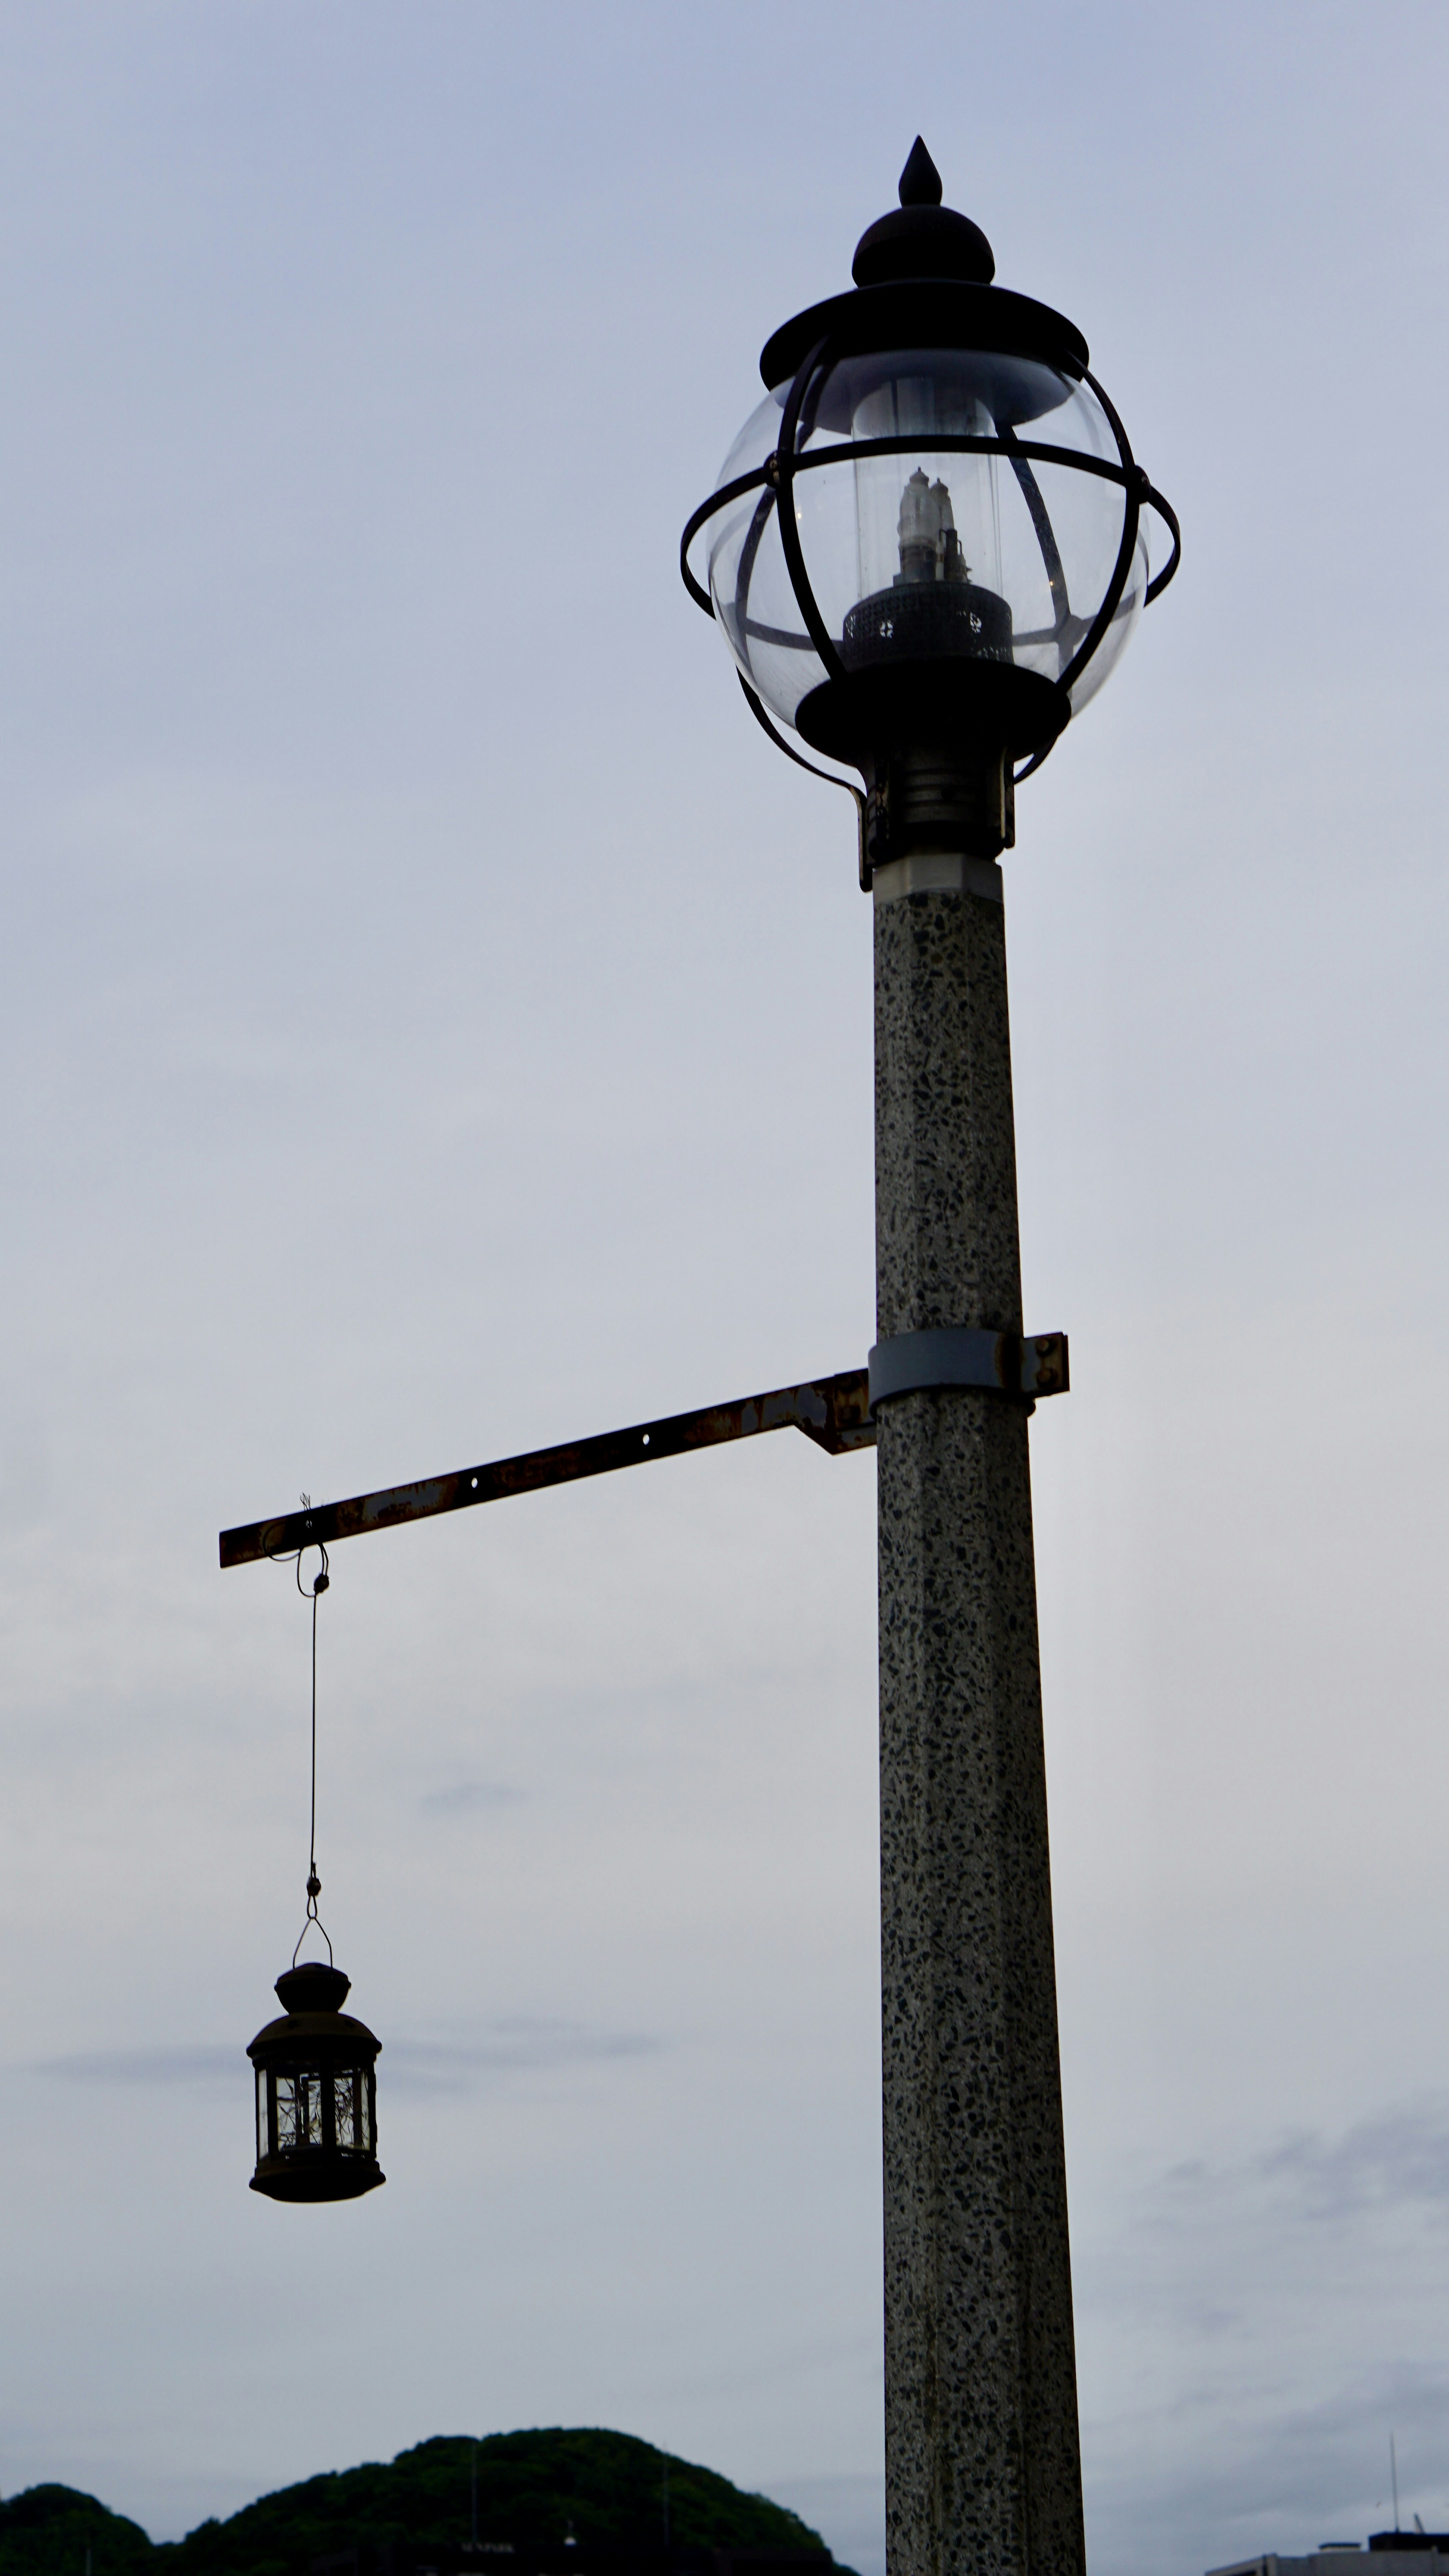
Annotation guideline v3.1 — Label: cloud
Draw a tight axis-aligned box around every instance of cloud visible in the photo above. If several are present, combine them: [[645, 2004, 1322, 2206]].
[[1074, 2107, 1449, 2576], [29, 2022, 663, 2099], [1254, 2108, 1449, 2220], [1158, 2098, 1449, 2228], [1086, 2361, 1449, 2576], [385, 2022, 665, 2096], [35, 2045, 240, 2088]]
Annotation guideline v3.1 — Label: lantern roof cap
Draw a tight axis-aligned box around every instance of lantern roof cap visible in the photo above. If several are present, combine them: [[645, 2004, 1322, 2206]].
[[851, 137, 996, 291], [275, 1959, 351, 2014], [758, 141, 1088, 391], [247, 1958, 382, 2060]]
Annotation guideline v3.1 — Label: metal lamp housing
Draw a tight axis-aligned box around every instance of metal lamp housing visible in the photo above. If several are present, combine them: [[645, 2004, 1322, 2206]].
[[681, 142, 1178, 848], [247, 1960, 384, 2204]]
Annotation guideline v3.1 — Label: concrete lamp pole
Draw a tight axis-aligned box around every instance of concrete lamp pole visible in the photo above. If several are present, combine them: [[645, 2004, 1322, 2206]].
[[874, 819, 1080, 2576], [681, 138, 1179, 2576]]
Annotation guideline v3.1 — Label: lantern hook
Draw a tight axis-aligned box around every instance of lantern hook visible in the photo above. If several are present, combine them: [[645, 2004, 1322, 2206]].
[[294, 1871, 333, 1969]]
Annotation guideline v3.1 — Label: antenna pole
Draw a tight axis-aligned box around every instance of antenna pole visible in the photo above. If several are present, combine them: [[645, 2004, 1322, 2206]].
[[1392, 2435, 1401, 2533]]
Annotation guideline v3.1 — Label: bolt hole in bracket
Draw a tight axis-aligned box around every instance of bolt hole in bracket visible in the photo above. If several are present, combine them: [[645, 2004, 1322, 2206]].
[[220, 1347, 1067, 1569]]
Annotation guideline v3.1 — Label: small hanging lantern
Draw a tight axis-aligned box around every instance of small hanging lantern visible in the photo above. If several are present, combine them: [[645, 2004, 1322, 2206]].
[[247, 1538, 386, 2203], [248, 1958, 383, 2203]]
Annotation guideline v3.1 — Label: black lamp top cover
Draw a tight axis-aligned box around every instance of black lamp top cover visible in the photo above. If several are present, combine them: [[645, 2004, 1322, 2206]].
[[851, 137, 995, 288], [248, 1958, 380, 2056], [757, 138, 1086, 389], [273, 1959, 352, 2015]]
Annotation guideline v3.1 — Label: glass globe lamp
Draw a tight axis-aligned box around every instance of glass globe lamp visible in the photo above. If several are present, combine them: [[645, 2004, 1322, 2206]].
[[247, 1959, 384, 2204], [681, 139, 1178, 870]]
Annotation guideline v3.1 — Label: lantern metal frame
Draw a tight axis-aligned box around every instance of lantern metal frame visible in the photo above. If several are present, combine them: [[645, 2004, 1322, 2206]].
[[680, 234, 1180, 851]]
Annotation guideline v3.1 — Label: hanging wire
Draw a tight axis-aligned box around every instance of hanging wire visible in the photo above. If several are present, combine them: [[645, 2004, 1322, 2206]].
[[264, 1495, 337, 1965], [288, 1531, 333, 1967]]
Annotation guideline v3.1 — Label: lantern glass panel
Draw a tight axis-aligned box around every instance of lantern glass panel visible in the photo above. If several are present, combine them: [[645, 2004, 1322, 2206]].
[[333, 2071, 371, 2151], [709, 391, 827, 725], [706, 350, 1146, 728], [275, 2069, 325, 2149]]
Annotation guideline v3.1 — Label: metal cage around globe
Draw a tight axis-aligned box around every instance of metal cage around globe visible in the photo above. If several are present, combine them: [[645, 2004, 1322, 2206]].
[[680, 137, 1179, 822], [247, 1959, 385, 2204]]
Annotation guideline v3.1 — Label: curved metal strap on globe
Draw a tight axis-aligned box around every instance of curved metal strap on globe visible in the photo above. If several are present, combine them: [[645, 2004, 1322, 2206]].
[[680, 441, 1179, 626], [772, 334, 850, 685], [681, 423, 1179, 782], [735, 676, 871, 890]]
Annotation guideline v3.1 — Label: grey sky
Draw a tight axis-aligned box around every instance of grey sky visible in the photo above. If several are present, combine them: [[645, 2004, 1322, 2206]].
[[0, 9, 1446, 2576]]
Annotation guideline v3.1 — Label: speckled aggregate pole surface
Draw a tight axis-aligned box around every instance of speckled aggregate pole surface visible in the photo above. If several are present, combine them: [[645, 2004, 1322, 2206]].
[[874, 850, 1084, 2576]]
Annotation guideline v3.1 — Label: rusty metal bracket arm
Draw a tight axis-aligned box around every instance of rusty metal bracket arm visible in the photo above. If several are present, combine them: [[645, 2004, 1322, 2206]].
[[868, 1327, 1068, 1409], [219, 1370, 875, 1571]]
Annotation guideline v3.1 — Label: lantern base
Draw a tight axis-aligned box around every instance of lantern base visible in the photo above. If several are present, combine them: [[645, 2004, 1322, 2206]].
[[795, 659, 1067, 774], [797, 664, 1068, 868], [250, 2156, 385, 2203]]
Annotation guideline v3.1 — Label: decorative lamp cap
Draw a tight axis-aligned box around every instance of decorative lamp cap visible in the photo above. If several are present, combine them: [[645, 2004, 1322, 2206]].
[[851, 137, 995, 289], [274, 1959, 351, 2014]]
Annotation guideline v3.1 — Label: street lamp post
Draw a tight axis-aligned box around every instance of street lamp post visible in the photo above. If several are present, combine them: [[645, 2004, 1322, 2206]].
[[219, 131, 1177, 2576], [681, 140, 1179, 2576]]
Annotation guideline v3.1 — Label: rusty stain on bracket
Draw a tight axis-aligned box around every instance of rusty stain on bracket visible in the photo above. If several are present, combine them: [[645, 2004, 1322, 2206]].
[[219, 1370, 876, 1571]]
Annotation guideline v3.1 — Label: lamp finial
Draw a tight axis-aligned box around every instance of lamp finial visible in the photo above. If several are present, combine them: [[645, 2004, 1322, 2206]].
[[898, 137, 943, 208]]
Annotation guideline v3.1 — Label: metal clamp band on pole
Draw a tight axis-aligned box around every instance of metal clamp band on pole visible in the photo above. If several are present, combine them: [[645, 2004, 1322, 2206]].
[[868, 1327, 1069, 1411]]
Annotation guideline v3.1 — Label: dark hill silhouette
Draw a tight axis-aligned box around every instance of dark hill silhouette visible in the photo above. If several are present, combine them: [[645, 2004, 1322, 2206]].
[[0, 2432, 835, 2576], [0, 2484, 154, 2576]]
